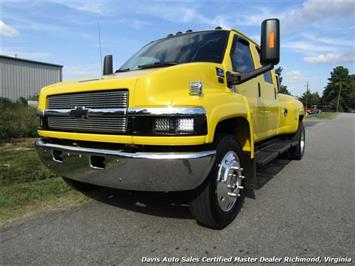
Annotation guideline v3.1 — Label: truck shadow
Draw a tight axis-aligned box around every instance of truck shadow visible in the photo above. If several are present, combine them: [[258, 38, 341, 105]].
[[84, 157, 291, 219], [256, 158, 291, 189], [86, 188, 192, 219]]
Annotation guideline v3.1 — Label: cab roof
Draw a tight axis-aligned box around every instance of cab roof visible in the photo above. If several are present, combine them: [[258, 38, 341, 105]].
[[159, 29, 259, 48]]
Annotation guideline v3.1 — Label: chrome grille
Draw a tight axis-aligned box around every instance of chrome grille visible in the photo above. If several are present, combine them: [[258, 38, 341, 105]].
[[47, 116, 127, 134], [46, 90, 128, 134], [48, 90, 128, 109]]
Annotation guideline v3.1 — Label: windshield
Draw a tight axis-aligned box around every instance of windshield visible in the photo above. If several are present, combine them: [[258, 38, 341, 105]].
[[118, 31, 229, 71]]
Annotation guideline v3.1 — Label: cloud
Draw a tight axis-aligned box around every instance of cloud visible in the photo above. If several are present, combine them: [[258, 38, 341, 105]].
[[285, 70, 304, 82], [234, 0, 355, 31], [0, 47, 52, 60], [0, 20, 18, 37], [283, 0, 355, 30], [45, 1, 231, 28], [304, 52, 355, 64], [301, 33, 354, 47], [49, 0, 108, 15], [235, 7, 275, 27], [302, 0, 354, 18], [3, 14, 66, 32], [283, 69, 306, 96], [64, 65, 100, 79], [283, 41, 337, 53], [135, 5, 231, 28], [283, 68, 330, 96]]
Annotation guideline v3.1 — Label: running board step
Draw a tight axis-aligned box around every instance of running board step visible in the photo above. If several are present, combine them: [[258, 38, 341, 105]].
[[255, 140, 298, 166]]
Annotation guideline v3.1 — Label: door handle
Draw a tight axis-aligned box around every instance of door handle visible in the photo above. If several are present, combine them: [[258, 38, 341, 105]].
[[258, 82, 261, 97]]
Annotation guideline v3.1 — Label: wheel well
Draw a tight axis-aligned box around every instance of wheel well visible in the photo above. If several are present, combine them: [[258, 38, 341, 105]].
[[214, 117, 251, 152]]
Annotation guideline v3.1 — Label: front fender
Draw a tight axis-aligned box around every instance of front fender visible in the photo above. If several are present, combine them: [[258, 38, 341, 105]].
[[205, 95, 254, 157]]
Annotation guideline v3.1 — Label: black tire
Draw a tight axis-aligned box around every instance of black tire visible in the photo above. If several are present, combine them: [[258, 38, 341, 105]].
[[189, 135, 246, 229], [62, 177, 98, 192], [289, 122, 305, 160]]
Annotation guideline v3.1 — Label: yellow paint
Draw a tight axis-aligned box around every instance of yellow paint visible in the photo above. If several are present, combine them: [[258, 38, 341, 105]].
[[37, 30, 304, 159]]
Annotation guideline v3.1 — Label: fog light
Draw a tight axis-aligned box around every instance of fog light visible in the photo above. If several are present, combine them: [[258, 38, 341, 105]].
[[154, 118, 170, 132], [177, 118, 194, 132]]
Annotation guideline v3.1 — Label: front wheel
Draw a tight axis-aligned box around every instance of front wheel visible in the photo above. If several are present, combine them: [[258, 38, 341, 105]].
[[189, 135, 246, 229]]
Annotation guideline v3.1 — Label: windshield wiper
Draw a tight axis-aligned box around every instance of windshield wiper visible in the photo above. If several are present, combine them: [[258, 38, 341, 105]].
[[137, 62, 178, 69]]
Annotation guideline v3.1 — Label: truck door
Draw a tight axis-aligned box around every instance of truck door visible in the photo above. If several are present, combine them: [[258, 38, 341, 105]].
[[260, 69, 279, 135], [229, 34, 265, 141], [248, 46, 280, 139]]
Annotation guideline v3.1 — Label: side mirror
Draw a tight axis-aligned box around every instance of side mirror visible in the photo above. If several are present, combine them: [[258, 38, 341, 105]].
[[260, 18, 280, 66], [103, 55, 113, 75], [227, 18, 280, 87]]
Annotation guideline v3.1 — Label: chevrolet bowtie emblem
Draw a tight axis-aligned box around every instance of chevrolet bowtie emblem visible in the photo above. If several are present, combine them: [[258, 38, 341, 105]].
[[69, 106, 89, 119]]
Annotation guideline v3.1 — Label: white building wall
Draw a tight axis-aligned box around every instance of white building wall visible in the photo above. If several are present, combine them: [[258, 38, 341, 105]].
[[0, 56, 62, 101]]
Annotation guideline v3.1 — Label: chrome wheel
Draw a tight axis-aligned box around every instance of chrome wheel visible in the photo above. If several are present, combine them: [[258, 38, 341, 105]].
[[216, 151, 244, 212], [300, 125, 305, 154]]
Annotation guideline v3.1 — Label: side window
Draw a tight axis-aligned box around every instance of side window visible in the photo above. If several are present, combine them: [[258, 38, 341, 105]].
[[255, 46, 273, 84], [263, 71, 273, 83], [230, 36, 255, 74]]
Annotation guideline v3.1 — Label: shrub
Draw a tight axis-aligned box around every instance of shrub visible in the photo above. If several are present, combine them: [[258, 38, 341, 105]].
[[16, 97, 28, 106], [0, 97, 38, 142], [0, 98, 13, 109]]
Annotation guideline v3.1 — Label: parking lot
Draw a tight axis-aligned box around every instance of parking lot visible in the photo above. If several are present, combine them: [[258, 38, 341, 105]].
[[1, 114, 354, 265]]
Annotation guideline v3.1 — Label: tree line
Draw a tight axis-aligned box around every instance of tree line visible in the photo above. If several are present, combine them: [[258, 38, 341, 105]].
[[276, 66, 355, 112]]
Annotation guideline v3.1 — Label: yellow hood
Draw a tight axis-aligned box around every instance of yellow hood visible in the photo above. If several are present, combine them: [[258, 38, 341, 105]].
[[37, 63, 223, 110]]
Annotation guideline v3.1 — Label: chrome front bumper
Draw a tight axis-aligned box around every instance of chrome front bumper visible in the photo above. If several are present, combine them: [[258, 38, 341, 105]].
[[35, 139, 216, 192]]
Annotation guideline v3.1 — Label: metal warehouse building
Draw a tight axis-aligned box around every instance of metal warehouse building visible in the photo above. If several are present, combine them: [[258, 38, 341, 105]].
[[0, 55, 63, 101]]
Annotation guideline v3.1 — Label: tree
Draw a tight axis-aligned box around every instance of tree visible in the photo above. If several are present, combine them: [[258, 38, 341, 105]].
[[275, 66, 291, 95], [322, 66, 355, 112], [299, 90, 321, 108]]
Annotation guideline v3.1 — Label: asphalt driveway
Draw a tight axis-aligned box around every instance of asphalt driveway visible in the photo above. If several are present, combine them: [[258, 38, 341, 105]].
[[1, 114, 354, 265]]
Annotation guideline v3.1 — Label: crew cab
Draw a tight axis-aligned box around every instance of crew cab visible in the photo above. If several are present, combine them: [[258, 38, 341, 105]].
[[36, 19, 305, 229]]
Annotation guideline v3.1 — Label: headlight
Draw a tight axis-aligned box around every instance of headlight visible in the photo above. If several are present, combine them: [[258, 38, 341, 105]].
[[154, 118, 171, 132], [176, 118, 194, 132], [153, 117, 195, 134]]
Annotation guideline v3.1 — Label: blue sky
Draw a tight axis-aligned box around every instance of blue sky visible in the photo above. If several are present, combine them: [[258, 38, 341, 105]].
[[1, 0, 354, 96]]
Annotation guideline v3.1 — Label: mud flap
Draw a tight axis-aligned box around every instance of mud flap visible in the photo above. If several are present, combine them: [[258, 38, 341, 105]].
[[243, 153, 257, 198]]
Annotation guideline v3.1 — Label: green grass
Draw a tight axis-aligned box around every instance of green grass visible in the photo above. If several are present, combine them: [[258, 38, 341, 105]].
[[306, 112, 338, 120], [0, 139, 90, 225], [0, 142, 56, 185]]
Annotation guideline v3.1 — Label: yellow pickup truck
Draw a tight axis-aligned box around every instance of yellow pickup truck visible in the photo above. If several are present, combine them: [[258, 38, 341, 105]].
[[36, 19, 305, 228]]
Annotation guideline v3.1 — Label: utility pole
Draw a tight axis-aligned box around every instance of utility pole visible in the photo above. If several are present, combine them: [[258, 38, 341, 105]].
[[305, 82, 309, 110], [336, 82, 342, 112]]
